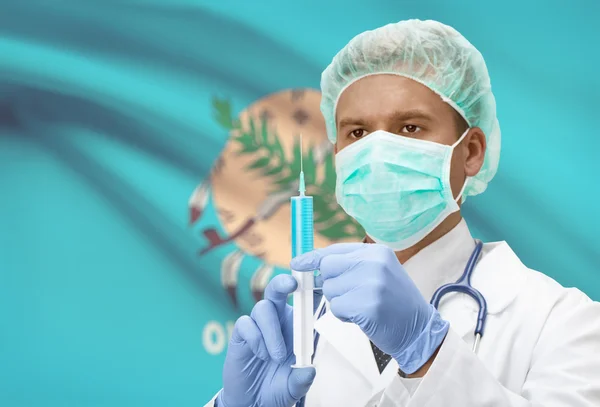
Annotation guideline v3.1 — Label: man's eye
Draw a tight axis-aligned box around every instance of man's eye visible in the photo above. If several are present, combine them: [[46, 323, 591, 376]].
[[350, 129, 367, 139], [402, 125, 421, 133]]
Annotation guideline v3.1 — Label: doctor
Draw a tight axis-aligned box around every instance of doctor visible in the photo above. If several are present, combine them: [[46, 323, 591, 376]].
[[206, 19, 600, 406]]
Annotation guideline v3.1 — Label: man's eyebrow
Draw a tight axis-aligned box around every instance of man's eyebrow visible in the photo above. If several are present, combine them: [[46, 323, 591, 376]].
[[391, 109, 435, 122], [337, 109, 435, 128], [337, 117, 368, 128]]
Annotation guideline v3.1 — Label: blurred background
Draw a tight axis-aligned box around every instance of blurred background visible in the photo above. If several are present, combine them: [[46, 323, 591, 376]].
[[0, 0, 598, 405]]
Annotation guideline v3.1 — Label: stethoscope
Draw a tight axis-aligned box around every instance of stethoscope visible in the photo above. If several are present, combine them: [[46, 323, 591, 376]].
[[297, 240, 487, 407], [430, 240, 487, 353]]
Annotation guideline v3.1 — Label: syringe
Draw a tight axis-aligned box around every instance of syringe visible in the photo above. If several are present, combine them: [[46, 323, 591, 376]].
[[290, 135, 315, 368]]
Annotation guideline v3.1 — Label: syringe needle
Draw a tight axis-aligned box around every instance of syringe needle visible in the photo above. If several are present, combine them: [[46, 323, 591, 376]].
[[300, 134, 303, 173], [299, 134, 306, 196]]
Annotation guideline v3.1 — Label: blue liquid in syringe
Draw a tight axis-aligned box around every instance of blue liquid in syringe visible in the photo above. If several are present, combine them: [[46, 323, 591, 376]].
[[291, 171, 314, 258]]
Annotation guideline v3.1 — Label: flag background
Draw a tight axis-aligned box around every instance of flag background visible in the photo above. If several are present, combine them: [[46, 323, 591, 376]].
[[0, 1, 598, 405]]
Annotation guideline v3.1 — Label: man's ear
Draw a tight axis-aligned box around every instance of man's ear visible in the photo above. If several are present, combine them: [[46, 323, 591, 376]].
[[464, 128, 486, 177]]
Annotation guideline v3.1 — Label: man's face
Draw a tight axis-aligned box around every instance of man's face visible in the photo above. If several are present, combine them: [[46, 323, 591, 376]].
[[335, 74, 483, 200]]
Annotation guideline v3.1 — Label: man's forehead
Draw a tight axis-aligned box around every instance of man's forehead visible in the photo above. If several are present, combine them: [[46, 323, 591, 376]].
[[335, 75, 450, 124]]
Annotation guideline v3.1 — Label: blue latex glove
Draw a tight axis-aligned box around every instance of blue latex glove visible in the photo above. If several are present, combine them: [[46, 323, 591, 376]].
[[217, 274, 317, 407], [290, 243, 449, 374]]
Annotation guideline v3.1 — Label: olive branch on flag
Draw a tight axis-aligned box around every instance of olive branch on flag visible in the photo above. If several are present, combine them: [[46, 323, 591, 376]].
[[212, 97, 364, 240]]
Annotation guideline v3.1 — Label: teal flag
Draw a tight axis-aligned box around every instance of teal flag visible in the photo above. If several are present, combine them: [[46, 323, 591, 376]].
[[0, 1, 598, 405]]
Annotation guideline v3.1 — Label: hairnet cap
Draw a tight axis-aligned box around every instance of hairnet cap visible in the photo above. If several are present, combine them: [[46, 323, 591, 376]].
[[320, 19, 500, 198]]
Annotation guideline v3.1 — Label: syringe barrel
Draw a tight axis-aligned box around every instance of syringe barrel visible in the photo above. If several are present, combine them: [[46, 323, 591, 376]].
[[290, 196, 314, 368], [292, 271, 314, 366]]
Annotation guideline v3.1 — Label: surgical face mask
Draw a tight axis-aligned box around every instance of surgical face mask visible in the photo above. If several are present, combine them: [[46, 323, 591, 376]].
[[335, 129, 470, 251]]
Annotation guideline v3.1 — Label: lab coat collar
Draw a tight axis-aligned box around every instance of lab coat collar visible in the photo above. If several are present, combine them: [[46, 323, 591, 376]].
[[314, 221, 527, 393]]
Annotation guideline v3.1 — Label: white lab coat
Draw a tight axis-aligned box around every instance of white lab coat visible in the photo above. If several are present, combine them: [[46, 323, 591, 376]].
[[205, 221, 600, 406]]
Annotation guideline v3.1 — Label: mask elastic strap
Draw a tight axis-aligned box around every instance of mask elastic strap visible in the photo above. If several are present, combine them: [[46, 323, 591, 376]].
[[450, 128, 471, 203], [454, 177, 470, 203], [451, 128, 471, 149]]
